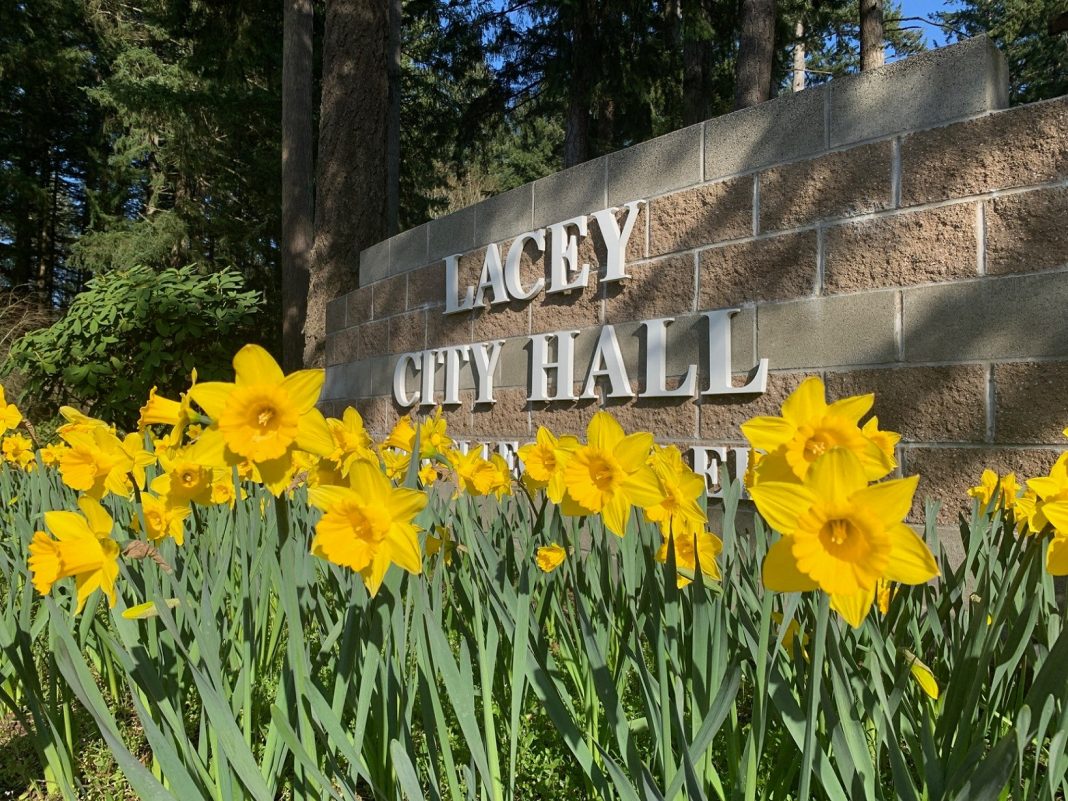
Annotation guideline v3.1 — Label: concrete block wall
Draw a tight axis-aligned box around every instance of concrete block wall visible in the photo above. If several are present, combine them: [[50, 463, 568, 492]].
[[323, 36, 1068, 521]]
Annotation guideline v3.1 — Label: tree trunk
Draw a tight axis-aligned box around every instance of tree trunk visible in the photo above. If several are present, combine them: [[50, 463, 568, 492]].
[[305, 0, 390, 368], [860, 0, 885, 71], [682, 0, 705, 125], [281, 0, 314, 371], [386, 0, 402, 235], [562, 3, 593, 168], [734, 0, 776, 110], [792, 20, 806, 92]]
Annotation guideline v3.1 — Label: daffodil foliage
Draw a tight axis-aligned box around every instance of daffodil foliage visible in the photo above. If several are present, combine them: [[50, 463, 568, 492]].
[[0, 353, 1066, 801]]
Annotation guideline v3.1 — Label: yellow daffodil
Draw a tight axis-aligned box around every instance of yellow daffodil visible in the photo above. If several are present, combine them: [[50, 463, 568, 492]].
[[418, 461, 438, 486], [418, 408, 452, 459], [137, 373, 199, 448], [0, 385, 22, 434], [772, 611, 808, 657], [902, 650, 940, 700], [425, 526, 456, 565], [656, 529, 723, 587], [968, 468, 1019, 510], [380, 448, 411, 482], [1040, 502, 1068, 575], [536, 543, 567, 573], [560, 411, 664, 537], [57, 406, 112, 437], [39, 442, 67, 468], [862, 416, 900, 471], [308, 460, 427, 596], [383, 414, 416, 453], [449, 449, 498, 496], [2, 434, 36, 470], [741, 376, 895, 484], [327, 407, 376, 473], [743, 448, 763, 490], [751, 448, 939, 628], [187, 345, 333, 494], [58, 427, 133, 499], [518, 426, 580, 503], [28, 497, 120, 613], [122, 598, 181, 620], [876, 578, 897, 615], [645, 445, 708, 539], [486, 453, 513, 499], [151, 432, 229, 506], [1019, 454, 1068, 534], [135, 493, 191, 545]]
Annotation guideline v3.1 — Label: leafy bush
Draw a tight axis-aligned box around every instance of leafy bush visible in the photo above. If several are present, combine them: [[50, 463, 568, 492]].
[[2, 265, 262, 429]]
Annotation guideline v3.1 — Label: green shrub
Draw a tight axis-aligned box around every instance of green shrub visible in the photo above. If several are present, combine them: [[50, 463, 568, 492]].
[[2, 265, 262, 430]]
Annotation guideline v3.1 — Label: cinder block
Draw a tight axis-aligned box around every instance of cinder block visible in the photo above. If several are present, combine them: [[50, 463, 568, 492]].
[[371, 274, 406, 319], [406, 262, 445, 309], [497, 336, 531, 389], [323, 360, 372, 401], [704, 85, 828, 179], [993, 362, 1068, 444], [900, 96, 1068, 206], [648, 177, 752, 257], [699, 230, 818, 309], [757, 290, 898, 369], [824, 365, 987, 442], [699, 371, 809, 442], [327, 326, 360, 366], [427, 306, 472, 347], [428, 205, 476, 263], [476, 183, 534, 246], [357, 319, 389, 360], [390, 223, 429, 275], [609, 308, 754, 383], [326, 297, 346, 333], [824, 203, 978, 293], [388, 309, 427, 354], [359, 239, 389, 287], [607, 124, 703, 207], [902, 446, 1059, 523], [603, 390, 698, 440], [760, 140, 892, 231], [985, 186, 1068, 276], [828, 35, 1008, 147], [368, 355, 395, 397], [902, 272, 1068, 362], [470, 387, 530, 438], [345, 287, 372, 326], [605, 254, 695, 324], [533, 157, 607, 229]]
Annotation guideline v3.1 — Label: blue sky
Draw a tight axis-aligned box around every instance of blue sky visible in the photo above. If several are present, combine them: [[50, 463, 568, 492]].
[[898, 0, 956, 48]]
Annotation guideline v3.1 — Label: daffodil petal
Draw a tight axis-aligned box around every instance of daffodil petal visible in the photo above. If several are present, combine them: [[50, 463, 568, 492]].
[[780, 376, 826, 427], [830, 588, 875, 628], [762, 538, 819, 592], [281, 369, 326, 413], [740, 416, 796, 451], [601, 491, 631, 537], [188, 382, 234, 420], [909, 662, 940, 700], [621, 465, 665, 509], [748, 482, 813, 534], [1043, 501, 1068, 536], [884, 523, 939, 585], [587, 411, 624, 452], [387, 525, 423, 574], [614, 432, 654, 472], [309, 485, 354, 510], [296, 408, 335, 457], [77, 497, 114, 538], [44, 510, 93, 541], [826, 392, 874, 425], [850, 474, 919, 527], [1045, 535, 1068, 575], [807, 448, 868, 504], [234, 344, 285, 386]]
